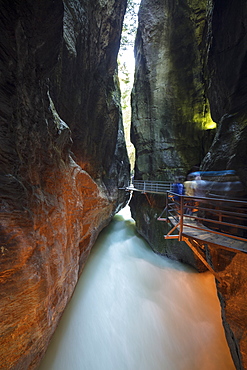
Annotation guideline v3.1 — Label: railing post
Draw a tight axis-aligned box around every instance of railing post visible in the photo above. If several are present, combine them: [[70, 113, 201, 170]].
[[166, 192, 169, 221], [219, 211, 222, 223], [179, 195, 184, 241]]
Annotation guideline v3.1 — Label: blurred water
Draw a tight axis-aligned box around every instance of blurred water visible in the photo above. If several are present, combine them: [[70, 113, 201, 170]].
[[39, 207, 235, 370]]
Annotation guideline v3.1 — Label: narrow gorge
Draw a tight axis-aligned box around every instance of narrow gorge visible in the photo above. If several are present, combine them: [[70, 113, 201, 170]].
[[0, 0, 247, 369]]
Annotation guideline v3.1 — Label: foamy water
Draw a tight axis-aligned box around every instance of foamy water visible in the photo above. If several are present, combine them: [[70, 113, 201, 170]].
[[39, 206, 235, 370]]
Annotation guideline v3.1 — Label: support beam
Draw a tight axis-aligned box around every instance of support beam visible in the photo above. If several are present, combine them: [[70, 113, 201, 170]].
[[183, 237, 223, 284], [164, 223, 179, 239], [144, 192, 152, 206]]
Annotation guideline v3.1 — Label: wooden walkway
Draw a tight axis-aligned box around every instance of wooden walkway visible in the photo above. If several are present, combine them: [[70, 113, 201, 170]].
[[158, 192, 247, 281], [124, 181, 247, 280], [167, 216, 247, 253]]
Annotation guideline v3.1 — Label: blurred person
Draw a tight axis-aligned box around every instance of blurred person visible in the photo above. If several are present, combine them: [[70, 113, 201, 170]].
[[194, 175, 207, 198], [184, 174, 197, 196], [193, 175, 208, 221], [184, 174, 197, 215], [172, 177, 184, 201]]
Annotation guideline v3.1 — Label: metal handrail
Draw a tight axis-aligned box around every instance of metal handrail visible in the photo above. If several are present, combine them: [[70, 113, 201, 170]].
[[132, 180, 172, 193], [161, 191, 247, 243]]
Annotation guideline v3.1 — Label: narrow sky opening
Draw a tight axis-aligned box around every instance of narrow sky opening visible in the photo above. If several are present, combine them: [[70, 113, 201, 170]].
[[118, 0, 141, 172]]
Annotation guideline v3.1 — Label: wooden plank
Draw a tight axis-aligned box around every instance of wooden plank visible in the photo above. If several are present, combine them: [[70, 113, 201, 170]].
[[167, 217, 247, 253], [164, 235, 179, 239], [182, 225, 247, 252]]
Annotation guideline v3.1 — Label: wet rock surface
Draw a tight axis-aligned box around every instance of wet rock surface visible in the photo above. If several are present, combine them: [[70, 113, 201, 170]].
[[0, 0, 129, 368], [201, 0, 247, 188], [131, 0, 215, 268], [207, 247, 247, 370], [131, 0, 215, 181]]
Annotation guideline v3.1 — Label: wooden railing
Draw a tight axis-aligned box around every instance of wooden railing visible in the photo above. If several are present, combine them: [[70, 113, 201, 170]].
[[158, 191, 247, 243]]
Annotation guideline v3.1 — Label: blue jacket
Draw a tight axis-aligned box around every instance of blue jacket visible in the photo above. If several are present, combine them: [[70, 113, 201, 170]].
[[172, 183, 184, 200]]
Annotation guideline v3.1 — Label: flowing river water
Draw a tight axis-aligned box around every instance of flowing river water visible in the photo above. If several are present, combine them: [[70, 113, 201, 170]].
[[39, 206, 235, 370]]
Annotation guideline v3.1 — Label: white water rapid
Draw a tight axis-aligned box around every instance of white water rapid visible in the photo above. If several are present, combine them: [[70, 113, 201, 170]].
[[39, 206, 235, 370]]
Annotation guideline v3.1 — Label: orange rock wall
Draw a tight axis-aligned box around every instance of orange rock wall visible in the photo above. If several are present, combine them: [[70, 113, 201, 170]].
[[0, 0, 129, 368], [1, 163, 114, 369]]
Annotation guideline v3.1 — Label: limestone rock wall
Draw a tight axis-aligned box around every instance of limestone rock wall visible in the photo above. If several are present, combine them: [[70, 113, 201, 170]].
[[130, 0, 215, 267], [50, 0, 129, 189], [131, 0, 215, 181], [201, 0, 247, 188], [206, 247, 247, 370], [0, 0, 129, 368]]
